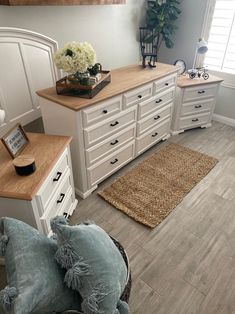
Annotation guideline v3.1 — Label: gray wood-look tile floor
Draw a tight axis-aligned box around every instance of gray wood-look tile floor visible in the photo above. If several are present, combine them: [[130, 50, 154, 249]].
[[1, 121, 235, 313]]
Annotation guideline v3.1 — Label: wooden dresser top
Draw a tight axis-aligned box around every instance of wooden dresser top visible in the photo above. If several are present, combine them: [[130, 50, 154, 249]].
[[0, 133, 71, 200], [37, 63, 178, 111], [177, 74, 223, 88]]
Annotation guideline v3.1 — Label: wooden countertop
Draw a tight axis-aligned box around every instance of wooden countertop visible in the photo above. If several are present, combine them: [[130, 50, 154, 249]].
[[177, 74, 223, 88], [37, 63, 178, 111], [0, 133, 72, 200]]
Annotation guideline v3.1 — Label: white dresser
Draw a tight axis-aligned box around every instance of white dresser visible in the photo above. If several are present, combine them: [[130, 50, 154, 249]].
[[171, 75, 223, 135], [37, 64, 178, 199], [0, 133, 77, 235]]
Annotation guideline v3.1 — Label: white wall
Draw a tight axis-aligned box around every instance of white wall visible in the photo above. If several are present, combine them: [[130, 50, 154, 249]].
[[158, 0, 235, 122], [0, 0, 145, 70]]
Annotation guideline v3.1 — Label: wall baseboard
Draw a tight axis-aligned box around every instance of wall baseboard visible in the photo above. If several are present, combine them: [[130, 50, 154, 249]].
[[213, 114, 235, 128]]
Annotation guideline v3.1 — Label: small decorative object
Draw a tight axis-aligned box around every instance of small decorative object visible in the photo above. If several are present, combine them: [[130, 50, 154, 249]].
[[140, 0, 181, 68], [13, 155, 36, 176], [139, 27, 157, 68], [54, 42, 110, 98], [1, 124, 29, 158], [187, 66, 210, 80], [174, 59, 186, 75], [187, 38, 209, 79]]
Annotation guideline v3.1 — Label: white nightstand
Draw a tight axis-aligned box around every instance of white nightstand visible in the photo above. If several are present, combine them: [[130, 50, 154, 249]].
[[0, 133, 78, 235], [171, 75, 223, 135]]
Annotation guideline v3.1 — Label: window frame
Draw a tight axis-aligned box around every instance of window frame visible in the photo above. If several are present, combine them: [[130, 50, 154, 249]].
[[199, 0, 235, 89]]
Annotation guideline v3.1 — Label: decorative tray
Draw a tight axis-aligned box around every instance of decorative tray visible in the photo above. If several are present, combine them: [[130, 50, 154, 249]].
[[56, 70, 111, 99]]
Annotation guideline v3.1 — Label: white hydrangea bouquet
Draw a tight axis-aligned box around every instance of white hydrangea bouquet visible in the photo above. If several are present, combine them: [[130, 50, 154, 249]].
[[54, 41, 98, 86]]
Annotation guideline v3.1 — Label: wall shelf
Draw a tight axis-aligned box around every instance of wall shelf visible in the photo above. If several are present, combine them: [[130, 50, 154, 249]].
[[0, 0, 125, 4]]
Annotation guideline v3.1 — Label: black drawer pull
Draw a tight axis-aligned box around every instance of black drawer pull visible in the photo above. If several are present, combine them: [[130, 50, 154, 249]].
[[138, 95, 143, 99], [198, 90, 205, 94], [110, 121, 119, 127], [192, 118, 199, 122], [165, 83, 169, 86], [154, 115, 161, 121], [103, 109, 108, 114], [63, 212, 68, 218], [152, 132, 158, 137], [57, 193, 65, 204], [110, 139, 119, 146], [195, 105, 202, 109], [53, 172, 62, 182], [110, 158, 118, 165], [156, 99, 162, 103]]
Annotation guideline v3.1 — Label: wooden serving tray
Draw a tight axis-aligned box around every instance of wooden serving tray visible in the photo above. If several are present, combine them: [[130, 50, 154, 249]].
[[56, 71, 111, 99]]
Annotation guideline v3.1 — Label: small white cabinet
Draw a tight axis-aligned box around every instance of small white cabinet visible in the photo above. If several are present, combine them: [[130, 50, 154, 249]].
[[171, 75, 223, 135], [0, 133, 78, 235], [37, 64, 178, 199]]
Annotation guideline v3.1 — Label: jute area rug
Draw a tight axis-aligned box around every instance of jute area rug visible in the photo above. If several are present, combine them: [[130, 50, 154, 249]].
[[98, 143, 218, 228]]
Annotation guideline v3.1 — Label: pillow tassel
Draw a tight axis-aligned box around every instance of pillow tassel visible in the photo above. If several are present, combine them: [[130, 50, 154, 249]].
[[65, 260, 90, 291], [82, 286, 107, 314], [117, 299, 129, 314], [50, 216, 68, 234], [55, 243, 79, 269], [0, 286, 17, 311], [0, 235, 8, 257]]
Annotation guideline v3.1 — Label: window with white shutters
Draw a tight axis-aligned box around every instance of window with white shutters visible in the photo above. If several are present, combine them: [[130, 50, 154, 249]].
[[204, 0, 235, 75]]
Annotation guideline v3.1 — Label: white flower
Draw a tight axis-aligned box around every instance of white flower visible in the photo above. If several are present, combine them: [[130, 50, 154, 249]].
[[54, 41, 96, 74]]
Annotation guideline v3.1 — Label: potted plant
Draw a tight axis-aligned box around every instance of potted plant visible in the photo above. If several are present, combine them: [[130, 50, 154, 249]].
[[140, 0, 181, 66]]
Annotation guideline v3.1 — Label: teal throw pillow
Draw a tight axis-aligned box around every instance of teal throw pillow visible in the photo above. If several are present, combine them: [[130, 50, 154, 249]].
[[50, 217, 129, 314], [0, 217, 82, 314]]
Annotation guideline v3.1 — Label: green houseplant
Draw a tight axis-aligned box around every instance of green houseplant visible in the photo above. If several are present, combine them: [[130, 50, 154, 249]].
[[144, 0, 181, 51]]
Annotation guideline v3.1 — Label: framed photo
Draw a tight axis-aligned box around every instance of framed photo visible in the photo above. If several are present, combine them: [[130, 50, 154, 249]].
[[1, 123, 29, 158]]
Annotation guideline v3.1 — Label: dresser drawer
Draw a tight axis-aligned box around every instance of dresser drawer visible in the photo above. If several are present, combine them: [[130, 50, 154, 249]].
[[136, 119, 170, 155], [153, 74, 176, 95], [85, 124, 136, 167], [181, 99, 214, 116], [123, 83, 152, 109], [82, 96, 122, 127], [137, 104, 171, 136], [84, 107, 136, 147], [87, 141, 135, 187], [40, 186, 74, 235], [36, 148, 70, 211], [39, 170, 73, 234], [138, 87, 175, 120], [182, 84, 218, 103], [179, 112, 211, 130]]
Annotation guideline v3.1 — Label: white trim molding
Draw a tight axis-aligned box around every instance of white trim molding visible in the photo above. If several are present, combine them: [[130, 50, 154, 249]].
[[199, 0, 235, 89], [213, 113, 235, 128]]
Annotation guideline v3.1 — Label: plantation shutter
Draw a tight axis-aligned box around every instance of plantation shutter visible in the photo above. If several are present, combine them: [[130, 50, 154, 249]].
[[204, 0, 235, 74]]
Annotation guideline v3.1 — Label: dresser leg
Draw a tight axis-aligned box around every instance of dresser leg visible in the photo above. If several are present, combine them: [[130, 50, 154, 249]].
[[201, 123, 212, 129]]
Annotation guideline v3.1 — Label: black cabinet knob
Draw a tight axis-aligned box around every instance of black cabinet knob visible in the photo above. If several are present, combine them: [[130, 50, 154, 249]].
[[152, 132, 158, 138], [138, 95, 143, 99], [53, 172, 62, 182], [165, 83, 169, 86], [103, 109, 108, 114], [110, 139, 119, 146], [110, 121, 119, 127], [110, 158, 118, 165], [57, 193, 65, 204]]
